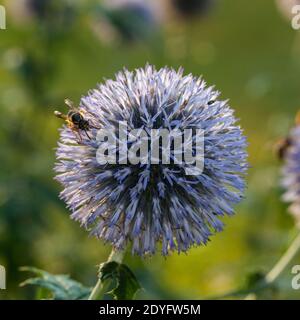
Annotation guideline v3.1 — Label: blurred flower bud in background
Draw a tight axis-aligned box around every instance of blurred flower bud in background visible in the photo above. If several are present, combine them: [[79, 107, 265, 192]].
[[6, 0, 79, 30], [281, 113, 300, 228], [91, 0, 160, 44], [170, 0, 215, 18]]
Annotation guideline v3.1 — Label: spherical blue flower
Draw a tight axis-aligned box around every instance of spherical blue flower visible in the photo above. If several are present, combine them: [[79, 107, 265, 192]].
[[282, 125, 300, 228], [55, 65, 248, 256]]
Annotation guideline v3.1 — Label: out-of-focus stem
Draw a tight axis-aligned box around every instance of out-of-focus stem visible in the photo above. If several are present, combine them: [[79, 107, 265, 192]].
[[245, 231, 300, 300]]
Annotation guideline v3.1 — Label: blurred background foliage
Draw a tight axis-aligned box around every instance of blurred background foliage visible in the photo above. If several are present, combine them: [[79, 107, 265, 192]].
[[0, 0, 300, 299]]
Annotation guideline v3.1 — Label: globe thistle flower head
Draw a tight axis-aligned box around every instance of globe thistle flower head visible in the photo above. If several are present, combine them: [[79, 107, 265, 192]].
[[282, 125, 300, 228], [55, 65, 248, 256]]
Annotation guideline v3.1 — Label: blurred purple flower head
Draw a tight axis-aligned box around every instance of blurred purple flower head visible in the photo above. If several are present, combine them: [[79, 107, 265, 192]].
[[282, 125, 300, 228], [55, 65, 248, 256], [92, 0, 159, 44]]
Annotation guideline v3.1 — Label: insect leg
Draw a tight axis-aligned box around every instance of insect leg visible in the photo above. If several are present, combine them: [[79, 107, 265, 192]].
[[84, 129, 91, 140], [77, 130, 83, 143]]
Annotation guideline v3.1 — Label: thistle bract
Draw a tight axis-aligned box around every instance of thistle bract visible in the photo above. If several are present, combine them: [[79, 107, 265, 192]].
[[55, 65, 248, 256]]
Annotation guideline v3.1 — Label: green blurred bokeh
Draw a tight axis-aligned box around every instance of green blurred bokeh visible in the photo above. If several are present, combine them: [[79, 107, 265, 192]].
[[0, 0, 300, 299]]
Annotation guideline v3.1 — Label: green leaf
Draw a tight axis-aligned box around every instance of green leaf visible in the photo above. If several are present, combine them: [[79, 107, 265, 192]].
[[244, 270, 265, 289], [20, 267, 92, 300], [99, 261, 141, 300]]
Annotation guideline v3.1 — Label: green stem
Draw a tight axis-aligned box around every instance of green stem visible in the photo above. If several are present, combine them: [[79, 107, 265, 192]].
[[244, 231, 300, 299], [265, 232, 300, 282], [88, 248, 125, 300], [209, 231, 300, 300]]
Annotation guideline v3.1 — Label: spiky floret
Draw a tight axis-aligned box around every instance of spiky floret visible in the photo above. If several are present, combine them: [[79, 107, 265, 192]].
[[55, 65, 248, 256]]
